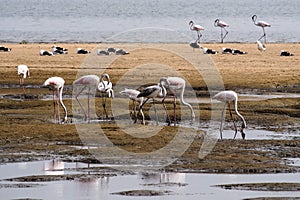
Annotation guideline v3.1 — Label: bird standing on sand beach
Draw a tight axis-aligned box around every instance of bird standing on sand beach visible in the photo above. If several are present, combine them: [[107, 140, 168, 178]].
[[213, 90, 246, 139], [43, 77, 67, 124], [159, 77, 195, 126], [17, 64, 30, 95], [189, 20, 204, 43], [252, 15, 271, 43], [214, 19, 229, 43]]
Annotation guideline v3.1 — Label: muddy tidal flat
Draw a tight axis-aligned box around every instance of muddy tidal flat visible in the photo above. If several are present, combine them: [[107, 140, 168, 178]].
[[0, 43, 299, 199]]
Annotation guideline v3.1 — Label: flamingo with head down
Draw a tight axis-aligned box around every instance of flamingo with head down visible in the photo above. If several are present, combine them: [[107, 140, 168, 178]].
[[73, 74, 114, 122], [43, 77, 67, 124], [17, 64, 30, 95], [213, 90, 246, 139]]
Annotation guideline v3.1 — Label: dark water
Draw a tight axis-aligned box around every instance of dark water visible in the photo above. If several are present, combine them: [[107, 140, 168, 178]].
[[1, 0, 299, 43]]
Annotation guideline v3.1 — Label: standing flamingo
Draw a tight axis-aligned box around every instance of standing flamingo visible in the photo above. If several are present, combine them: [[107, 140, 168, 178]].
[[73, 74, 114, 122], [214, 19, 229, 43], [213, 90, 246, 139], [189, 20, 204, 43], [73, 74, 100, 122], [17, 64, 30, 95], [252, 15, 271, 43], [98, 73, 114, 119], [137, 84, 166, 125], [120, 88, 144, 123], [43, 77, 67, 124], [159, 77, 195, 125]]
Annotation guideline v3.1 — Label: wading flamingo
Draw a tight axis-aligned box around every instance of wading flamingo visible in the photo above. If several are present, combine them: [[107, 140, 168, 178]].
[[252, 15, 271, 43], [189, 20, 204, 43], [98, 74, 114, 119], [213, 90, 246, 139], [214, 19, 229, 43], [73, 75, 100, 122], [17, 64, 30, 95], [137, 84, 166, 125], [43, 77, 67, 124], [159, 77, 195, 125], [120, 88, 144, 123], [73, 74, 114, 122]]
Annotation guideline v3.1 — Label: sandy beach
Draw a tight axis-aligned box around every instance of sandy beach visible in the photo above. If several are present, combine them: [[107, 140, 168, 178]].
[[1, 43, 299, 89]]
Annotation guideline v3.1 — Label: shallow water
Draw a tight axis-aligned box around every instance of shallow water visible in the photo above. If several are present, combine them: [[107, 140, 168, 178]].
[[0, 0, 299, 43], [190, 92, 300, 104], [0, 160, 300, 200]]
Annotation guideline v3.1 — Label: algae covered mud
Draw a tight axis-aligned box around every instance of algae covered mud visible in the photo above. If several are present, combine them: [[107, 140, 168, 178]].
[[0, 43, 299, 199]]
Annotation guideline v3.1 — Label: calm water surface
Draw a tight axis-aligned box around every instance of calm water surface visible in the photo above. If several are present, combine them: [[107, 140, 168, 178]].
[[0, 0, 299, 43], [0, 160, 300, 200]]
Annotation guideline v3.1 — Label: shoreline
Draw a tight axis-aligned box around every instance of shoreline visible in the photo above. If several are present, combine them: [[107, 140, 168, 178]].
[[1, 41, 300, 44]]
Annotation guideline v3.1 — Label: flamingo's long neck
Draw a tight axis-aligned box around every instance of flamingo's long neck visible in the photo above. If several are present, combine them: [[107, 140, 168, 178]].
[[101, 74, 110, 84], [189, 23, 194, 31], [234, 99, 246, 128], [59, 86, 67, 122], [179, 82, 195, 120], [161, 84, 167, 98], [252, 16, 257, 25]]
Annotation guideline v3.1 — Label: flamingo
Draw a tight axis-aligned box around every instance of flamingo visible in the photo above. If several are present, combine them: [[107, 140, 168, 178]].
[[212, 90, 246, 139], [98, 73, 114, 119], [17, 64, 30, 95], [214, 19, 229, 43], [252, 15, 271, 43], [159, 77, 195, 125], [43, 77, 67, 124], [120, 88, 144, 123], [73, 74, 114, 122], [73, 75, 100, 122], [189, 20, 204, 43], [137, 84, 166, 125]]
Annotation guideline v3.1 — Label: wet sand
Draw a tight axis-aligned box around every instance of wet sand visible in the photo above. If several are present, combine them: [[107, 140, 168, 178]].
[[0, 43, 299, 195]]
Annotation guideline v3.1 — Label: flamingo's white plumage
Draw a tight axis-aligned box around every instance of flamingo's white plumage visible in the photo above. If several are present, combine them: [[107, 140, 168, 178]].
[[189, 20, 204, 43], [17, 64, 30, 95], [213, 90, 246, 139], [159, 77, 195, 125], [252, 15, 271, 43], [43, 77, 67, 124], [214, 19, 229, 43]]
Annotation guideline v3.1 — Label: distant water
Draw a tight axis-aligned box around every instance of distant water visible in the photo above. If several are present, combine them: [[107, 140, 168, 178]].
[[0, 0, 299, 43]]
